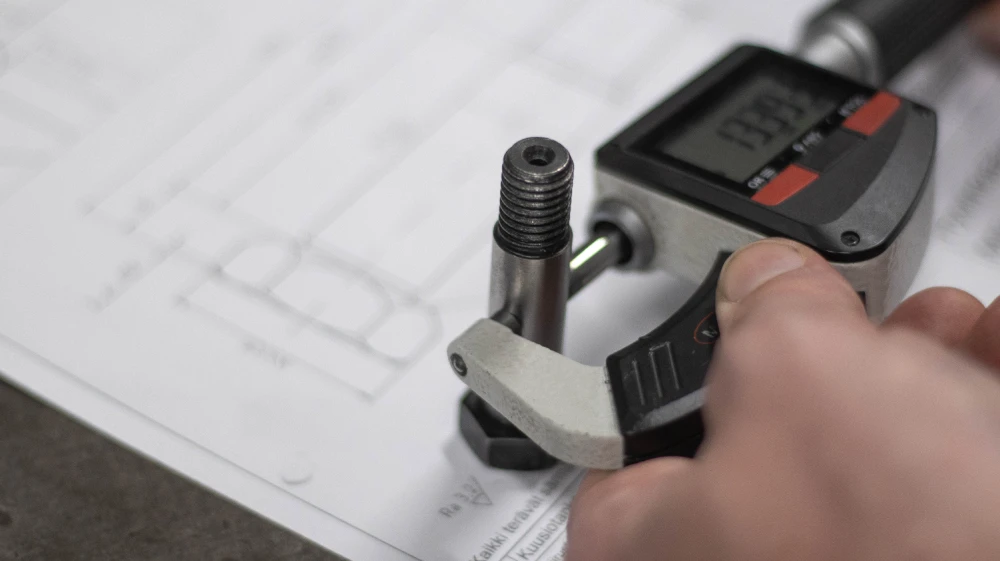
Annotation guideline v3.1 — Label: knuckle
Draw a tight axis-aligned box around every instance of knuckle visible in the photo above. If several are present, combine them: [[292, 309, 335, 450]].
[[918, 286, 982, 308], [722, 311, 834, 376], [569, 475, 647, 553], [713, 304, 870, 410], [737, 265, 863, 323], [569, 462, 691, 559], [877, 328, 942, 372], [875, 329, 959, 387]]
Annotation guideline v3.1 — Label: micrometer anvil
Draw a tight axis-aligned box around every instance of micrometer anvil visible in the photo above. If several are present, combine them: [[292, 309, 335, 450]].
[[448, 0, 986, 470]]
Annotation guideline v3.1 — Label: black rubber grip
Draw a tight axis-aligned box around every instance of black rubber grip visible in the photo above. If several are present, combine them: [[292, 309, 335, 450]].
[[815, 0, 988, 81], [606, 253, 729, 465]]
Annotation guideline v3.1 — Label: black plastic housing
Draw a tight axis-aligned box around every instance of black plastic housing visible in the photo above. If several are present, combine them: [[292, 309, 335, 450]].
[[606, 254, 727, 464]]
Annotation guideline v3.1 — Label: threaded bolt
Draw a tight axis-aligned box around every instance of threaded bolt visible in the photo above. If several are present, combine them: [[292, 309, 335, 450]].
[[494, 137, 574, 259]]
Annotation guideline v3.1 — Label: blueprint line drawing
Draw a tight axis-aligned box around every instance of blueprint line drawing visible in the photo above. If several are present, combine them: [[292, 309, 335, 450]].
[[176, 237, 442, 399], [0, 0, 213, 204]]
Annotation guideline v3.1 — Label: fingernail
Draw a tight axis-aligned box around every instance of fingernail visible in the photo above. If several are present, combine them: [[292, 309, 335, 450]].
[[719, 240, 806, 303]]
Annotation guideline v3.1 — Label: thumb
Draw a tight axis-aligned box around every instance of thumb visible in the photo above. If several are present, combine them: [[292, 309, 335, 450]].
[[715, 238, 868, 335], [704, 239, 873, 437]]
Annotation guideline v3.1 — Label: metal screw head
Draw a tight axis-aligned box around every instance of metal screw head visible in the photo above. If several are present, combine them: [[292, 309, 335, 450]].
[[495, 137, 574, 259], [450, 353, 467, 377], [841, 231, 861, 247]]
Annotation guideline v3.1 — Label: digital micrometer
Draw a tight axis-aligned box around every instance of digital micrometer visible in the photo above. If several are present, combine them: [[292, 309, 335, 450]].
[[447, 0, 987, 470]]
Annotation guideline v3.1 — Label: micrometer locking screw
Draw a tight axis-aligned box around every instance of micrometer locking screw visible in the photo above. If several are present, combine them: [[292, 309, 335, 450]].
[[495, 137, 574, 260]]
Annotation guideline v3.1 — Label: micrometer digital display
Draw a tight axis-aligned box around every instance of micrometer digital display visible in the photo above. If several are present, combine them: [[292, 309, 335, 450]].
[[653, 55, 856, 186], [447, 0, 987, 470], [599, 46, 931, 266]]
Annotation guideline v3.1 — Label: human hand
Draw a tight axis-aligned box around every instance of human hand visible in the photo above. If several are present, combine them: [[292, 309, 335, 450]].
[[973, 1, 1000, 53], [566, 239, 1000, 560]]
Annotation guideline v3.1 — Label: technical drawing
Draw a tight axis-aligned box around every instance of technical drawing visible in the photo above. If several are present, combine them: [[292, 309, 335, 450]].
[[86, 176, 445, 399], [0, 0, 212, 204], [178, 237, 441, 397], [66, 10, 459, 400]]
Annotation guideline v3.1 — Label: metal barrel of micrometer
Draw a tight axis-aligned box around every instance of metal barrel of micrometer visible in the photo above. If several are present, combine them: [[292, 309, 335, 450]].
[[797, 0, 989, 85], [567, 199, 655, 298], [489, 137, 574, 352], [568, 227, 627, 298]]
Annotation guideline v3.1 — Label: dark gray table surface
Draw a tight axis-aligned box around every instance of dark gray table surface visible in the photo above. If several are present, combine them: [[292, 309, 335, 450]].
[[0, 377, 343, 561]]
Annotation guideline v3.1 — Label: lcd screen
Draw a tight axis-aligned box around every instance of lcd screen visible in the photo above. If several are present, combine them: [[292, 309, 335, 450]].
[[656, 69, 845, 183]]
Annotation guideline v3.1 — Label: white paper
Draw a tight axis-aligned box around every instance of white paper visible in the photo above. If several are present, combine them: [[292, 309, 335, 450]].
[[892, 32, 1000, 300], [0, 2, 997, 560]]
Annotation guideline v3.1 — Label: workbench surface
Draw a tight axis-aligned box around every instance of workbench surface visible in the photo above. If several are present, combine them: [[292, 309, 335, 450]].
[[0, 378, 343, 561]]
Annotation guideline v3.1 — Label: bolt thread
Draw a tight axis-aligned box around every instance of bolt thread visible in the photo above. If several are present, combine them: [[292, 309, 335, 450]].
[[494, 137, 574, 259]]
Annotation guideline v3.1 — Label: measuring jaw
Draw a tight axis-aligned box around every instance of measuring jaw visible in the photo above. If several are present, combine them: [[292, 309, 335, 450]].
[[448, 0, 984, 470]]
